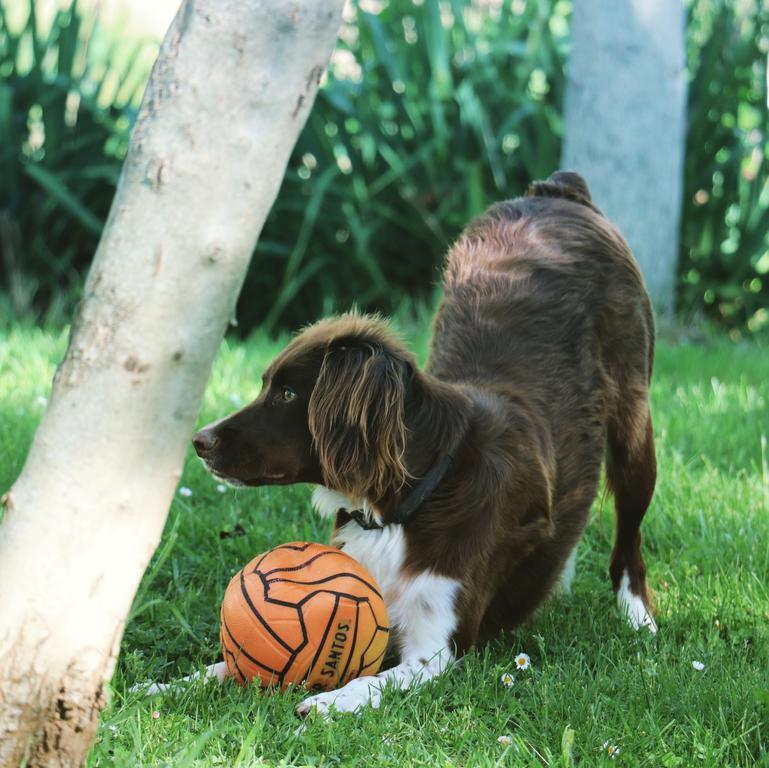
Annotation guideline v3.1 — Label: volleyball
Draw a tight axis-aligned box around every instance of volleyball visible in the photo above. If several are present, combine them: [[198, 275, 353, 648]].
[[220, 542, 389, 691]]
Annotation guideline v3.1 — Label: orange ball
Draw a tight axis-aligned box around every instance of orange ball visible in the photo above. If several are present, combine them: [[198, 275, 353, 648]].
[[220, 542, 390, 691]]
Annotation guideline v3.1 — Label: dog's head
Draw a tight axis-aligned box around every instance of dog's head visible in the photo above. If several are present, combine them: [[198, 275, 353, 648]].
[[193, 314, 415, 499]]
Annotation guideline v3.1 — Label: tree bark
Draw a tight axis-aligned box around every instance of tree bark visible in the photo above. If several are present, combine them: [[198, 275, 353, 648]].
[[562, 0, 687, 316], [0, 1, 343, 764]]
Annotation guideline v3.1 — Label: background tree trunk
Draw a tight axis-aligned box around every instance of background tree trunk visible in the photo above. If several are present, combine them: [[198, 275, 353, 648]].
[[562, 0, 687, 316], [0, 1, 343, 764]]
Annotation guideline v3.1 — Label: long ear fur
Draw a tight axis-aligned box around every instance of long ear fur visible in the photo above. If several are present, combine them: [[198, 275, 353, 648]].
[[308, 340, 410, 500]]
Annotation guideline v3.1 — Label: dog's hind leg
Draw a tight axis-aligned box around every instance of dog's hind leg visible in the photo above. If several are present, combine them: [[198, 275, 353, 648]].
[[606, 399, 657, 633], [555, 544, 578, 596]]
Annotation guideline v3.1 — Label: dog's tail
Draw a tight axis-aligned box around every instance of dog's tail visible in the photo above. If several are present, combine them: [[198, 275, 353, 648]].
[[527, 170, 600, 213]]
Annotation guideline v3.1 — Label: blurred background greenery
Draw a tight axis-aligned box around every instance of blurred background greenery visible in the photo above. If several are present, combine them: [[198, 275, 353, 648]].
[[0, 0, 767, 336]]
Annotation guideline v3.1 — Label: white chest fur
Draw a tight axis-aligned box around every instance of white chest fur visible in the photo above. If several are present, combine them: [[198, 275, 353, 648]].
[[312, 486, 460, 660]]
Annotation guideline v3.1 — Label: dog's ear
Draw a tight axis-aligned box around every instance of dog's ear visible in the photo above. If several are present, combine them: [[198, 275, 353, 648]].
[[308, 338, 410, 500]]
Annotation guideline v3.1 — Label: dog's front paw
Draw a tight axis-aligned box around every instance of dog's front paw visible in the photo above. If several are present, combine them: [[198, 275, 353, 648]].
[[296, 677, 381, 718], [296, 691, 334, 718]]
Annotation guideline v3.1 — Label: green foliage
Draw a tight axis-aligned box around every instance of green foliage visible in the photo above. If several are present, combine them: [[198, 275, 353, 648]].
[[0, 0, 569, 333], [681, 0, 769, 335], [2, 322, 768, 765], [0, 0, 154, 320], [241, 0, 570, 334], [2, 0, 768, 336]]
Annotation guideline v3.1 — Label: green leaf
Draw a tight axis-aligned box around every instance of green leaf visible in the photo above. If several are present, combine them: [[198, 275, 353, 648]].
[[23, 160, 104, 234]]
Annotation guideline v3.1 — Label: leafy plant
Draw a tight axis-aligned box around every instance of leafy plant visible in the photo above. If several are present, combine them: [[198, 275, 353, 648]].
[[0, 0, 154, 320], [239, 0, 571, 334], [680, 0, 769, 335], [3, 0, 768, 337]]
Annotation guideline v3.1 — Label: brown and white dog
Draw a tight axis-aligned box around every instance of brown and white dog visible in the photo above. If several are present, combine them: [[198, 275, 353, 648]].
[[181, 171, 657, 715]]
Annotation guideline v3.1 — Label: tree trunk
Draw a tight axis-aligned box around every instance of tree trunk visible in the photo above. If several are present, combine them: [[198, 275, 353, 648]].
[[562, 0, 687, 316], [0, 1, 343, 764]]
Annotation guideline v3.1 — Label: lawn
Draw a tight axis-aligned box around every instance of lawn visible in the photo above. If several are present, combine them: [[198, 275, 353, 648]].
[[1, 319, 768, 767]]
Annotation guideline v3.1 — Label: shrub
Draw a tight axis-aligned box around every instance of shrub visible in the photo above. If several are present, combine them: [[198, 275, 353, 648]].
[[680, 0, 769, 335], [0, 0, 569, 333], [240, 0, 570, 334], [0, 0, 154, 320], [2, 0, 767, 336]]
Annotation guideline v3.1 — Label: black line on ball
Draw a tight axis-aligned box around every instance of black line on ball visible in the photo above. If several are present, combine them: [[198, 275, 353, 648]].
[[296, 589, 372, 607], [276, 610, 311, 686], [261, 548, 343, 576], [254, 573, 312, 687], [238, 569, 293, 652], [303, 593, 340, 683], [361, 597, 390, 634], [251, 543, 313, 575], [268, 571, 383, 600], [339, 600, 360, 685], [357, 621, 379, 672], [222, 615, 282, 678], [223, 647, 248, 685], [360, 643, 387, 676], [259, 586, 375, 610]]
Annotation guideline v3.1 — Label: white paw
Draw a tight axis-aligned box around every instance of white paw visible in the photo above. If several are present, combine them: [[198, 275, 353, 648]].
[[617, 570, 658, 634], [296, 692, 332, 718], [129, 681, 163, 696], [296, 676, 382, 717], [556, 547, 577, 596], [129, 662, 228, 697]]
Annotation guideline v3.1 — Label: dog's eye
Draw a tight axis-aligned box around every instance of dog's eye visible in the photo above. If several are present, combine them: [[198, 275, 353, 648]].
[[280, 386, 297, 403]]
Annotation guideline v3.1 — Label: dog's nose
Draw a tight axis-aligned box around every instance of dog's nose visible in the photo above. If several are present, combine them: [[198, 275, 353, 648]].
[[192, 429, 218, 456]]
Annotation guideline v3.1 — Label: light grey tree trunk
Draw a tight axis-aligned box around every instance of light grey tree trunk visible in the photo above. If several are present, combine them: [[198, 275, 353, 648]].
[[562, 0, 687, 316], [0, 1, 343, 765]]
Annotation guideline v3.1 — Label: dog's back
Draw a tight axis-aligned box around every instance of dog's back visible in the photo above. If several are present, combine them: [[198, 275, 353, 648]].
[[430, 169, 653, 459], [431, 171, 653, 393], [429, 171, 657, 635]]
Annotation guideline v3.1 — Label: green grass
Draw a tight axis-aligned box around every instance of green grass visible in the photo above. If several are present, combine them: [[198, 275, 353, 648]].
[[1, 319, 768, 767]]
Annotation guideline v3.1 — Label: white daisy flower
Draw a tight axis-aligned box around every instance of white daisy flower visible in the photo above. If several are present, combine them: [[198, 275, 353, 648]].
[[514, 653, 531, 671], [602, 741, 620, 759], [152, 710, 160, 720], [500, 672, 515, 687], [216, 483, 227, 493], [497, 735, 513, 746], [692, 660, 705, 671], [178, 486, 193, 497]]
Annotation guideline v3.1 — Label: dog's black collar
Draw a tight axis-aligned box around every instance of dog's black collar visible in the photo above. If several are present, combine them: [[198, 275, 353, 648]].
[[346, 453, 453, 531], [348, 509, 386, 531]]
